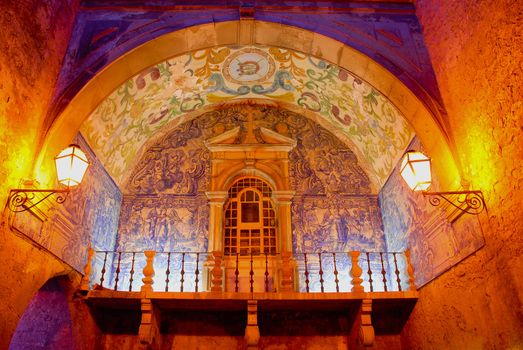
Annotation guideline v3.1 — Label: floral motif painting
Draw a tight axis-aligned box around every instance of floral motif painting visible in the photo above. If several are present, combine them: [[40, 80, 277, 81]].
[[81, 45, 413, 189]]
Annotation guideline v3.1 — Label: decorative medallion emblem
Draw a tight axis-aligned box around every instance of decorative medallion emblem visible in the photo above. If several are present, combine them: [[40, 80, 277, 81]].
[[222, 48, 276, 84]]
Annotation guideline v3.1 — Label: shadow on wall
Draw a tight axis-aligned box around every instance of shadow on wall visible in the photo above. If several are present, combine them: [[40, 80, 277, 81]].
[[9, 277, 74, 350]]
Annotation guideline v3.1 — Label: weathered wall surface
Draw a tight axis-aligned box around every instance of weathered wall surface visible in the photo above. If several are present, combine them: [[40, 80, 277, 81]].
[[8, 276, 102, 350], [0, 1, 80, 348], [9, 278, 75, 350], [401, 1, 523, 348]]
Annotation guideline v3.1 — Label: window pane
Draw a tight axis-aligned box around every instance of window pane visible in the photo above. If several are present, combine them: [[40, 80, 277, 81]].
[[241, 203, 259, 223]]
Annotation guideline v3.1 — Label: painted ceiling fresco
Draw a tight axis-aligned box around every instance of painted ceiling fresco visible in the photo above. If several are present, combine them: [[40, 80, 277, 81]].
[[53, 2, 442, 124], [81, 45, 414, 191]]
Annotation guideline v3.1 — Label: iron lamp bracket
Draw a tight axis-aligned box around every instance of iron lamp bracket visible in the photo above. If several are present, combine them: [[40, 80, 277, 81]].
[[7, 188, 70, 213], [422, 190, 486, 216]]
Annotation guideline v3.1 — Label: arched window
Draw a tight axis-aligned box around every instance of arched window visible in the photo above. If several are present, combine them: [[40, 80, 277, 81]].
[[224, 177, 276, 256]]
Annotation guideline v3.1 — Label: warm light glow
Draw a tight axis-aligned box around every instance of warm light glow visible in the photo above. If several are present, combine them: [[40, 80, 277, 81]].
[[400, 151, 432, 191], [55, 144, 89, 187]]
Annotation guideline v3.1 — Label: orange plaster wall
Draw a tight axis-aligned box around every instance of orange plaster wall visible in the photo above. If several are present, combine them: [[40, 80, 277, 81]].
[[0, 1, 81, 348], [401, 1, 523, 348]]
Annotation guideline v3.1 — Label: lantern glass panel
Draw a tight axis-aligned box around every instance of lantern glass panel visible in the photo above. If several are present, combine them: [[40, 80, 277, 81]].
[[55, 145, 89, 187], [400, 151, 431, 191]]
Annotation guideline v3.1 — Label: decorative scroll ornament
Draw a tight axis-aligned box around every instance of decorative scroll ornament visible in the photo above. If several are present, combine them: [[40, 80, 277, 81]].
[[422, 190, 486, 215], [400, 150, 487, 217], [7, 189, 70, 213]]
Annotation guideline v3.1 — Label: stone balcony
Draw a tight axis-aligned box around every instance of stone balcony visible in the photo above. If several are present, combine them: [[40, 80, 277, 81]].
[[80, 250, 418, 349]]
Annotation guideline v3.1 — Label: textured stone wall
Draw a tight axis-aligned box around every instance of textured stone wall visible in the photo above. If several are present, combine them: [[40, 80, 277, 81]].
[[8, 278, 74, 350], [0, 1, 81, 348], [401, 1, 523, 348]]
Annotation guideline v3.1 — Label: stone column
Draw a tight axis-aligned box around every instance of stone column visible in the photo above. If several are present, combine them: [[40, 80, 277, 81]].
[[205, 191, 228, 252], [205, 191, 228, 291], [273, 191, 295, 253]]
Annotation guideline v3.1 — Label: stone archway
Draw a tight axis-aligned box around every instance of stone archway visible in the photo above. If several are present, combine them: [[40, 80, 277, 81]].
[[35, 21, 461, 192]]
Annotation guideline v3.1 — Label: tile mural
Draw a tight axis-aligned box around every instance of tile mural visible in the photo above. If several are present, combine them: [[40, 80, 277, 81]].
[[110, 104, 389, 291], [379, 137, 485, 287], [10, 134, 122, 273]]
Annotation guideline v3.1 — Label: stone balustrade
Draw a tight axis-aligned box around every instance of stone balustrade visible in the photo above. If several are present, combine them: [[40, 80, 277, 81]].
[[82, 249, 416, 294]]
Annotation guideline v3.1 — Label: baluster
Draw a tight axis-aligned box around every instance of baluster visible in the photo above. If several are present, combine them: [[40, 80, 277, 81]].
[[234, 253, 240, 292], [165, 252, 171, 292], [100, 251, 108, 288], [194, 253, 200, 292], [280, 251, 294, 292], [405, 249, 417, 291], [249, 252, 254, 293], [366, 252, 373, 292], [304, 253, 310, 293], [349, 251, 364, 293], [129, 252, 136, 291], [80, 247, 94, 291], [393, 253, 402, 291], [264, 252, 269, 292], [333, 253, 339, 293], [318, 253, 324, 293], [114, 252, 122, 291], [141, 250, 156, 293], [180, 253, 185, 292], [211, 251, 223, 292], [380, 252, 388, 292]]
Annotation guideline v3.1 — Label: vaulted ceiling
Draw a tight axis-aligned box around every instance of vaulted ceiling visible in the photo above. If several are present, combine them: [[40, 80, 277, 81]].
[[35, 1, 459, 194], [80, 45, 414, 191]]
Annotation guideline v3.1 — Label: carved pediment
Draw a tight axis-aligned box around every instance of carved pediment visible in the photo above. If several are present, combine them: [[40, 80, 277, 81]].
[[205, 126, 296, 151], [205, 115, 296, 154]]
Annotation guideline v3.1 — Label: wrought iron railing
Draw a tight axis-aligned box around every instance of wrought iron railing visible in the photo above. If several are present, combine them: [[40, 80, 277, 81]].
[[81, 250, 416, 293]]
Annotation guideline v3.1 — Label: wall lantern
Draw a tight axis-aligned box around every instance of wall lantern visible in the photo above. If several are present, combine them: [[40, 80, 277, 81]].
[[400, 150, 486, 216], [7, 144, 90, 213], [400, 151, 432, 191]]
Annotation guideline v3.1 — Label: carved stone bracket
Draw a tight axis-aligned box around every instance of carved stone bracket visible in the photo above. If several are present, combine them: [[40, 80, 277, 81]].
[[245, 300, 260, 350], [349, 299, 375, 349], [139, 298, 161, 349]]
